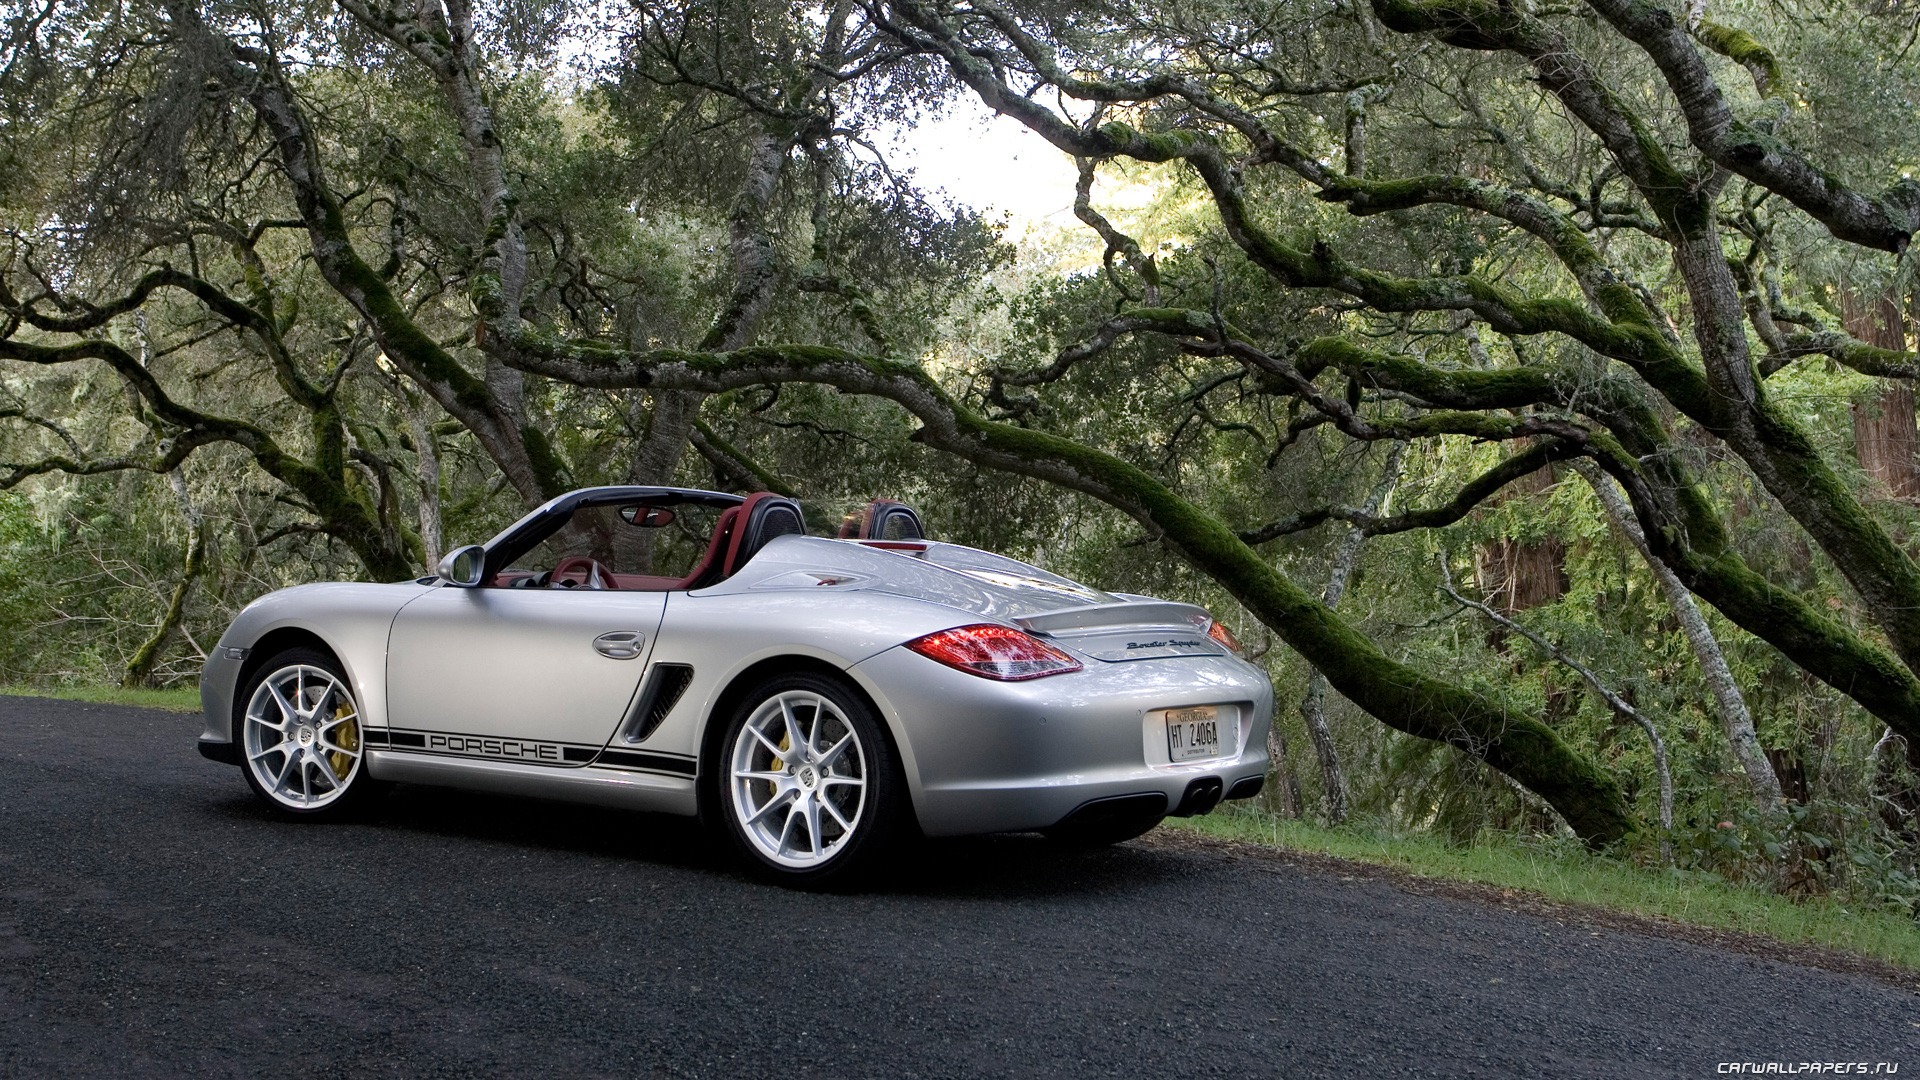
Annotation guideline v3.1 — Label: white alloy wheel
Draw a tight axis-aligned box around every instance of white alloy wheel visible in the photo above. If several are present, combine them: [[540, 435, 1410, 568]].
[[242, 660, 365, 812], [727, 688, 870, 869]]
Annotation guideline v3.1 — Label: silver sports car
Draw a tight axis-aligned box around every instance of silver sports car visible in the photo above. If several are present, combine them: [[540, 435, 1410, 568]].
[[197, 486, 1274, 885]]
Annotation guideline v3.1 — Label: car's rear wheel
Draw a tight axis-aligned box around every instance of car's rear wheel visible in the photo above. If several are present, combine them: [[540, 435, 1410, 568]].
[[719, 672, 903, 887], [237, 647, 382, 818]]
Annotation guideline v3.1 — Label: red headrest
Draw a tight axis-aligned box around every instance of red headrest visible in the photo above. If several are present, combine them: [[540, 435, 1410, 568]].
[[679, 505, 742, 589]]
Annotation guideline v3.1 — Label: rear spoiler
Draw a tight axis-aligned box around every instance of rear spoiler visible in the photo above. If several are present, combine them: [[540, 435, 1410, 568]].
[[1014, 600, 1212, 636]]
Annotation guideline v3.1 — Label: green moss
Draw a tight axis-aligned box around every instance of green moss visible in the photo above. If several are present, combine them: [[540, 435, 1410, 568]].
[[1592, 282, 1655, 326], [519, 424, 571, 499], [693, 420, 796, 496], [1295, 337, 1566, 409], [1094, 121, 1200, 160], [1118, 306, 1257, 345], [1832, 339, 1920, 378], [468, 272, 505, 319], [310, 403, 345, 481], [1694, 20, 1784, 96], [527, 328, 635, 371]]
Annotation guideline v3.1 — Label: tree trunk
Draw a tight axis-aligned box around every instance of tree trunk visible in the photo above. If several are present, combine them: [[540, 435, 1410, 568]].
[[1474, 458, 1569, 615], [1298, 677, 1346, 821], [406, 403, 443, 570], [625, 125, 796, 492], [1852, 284, 1920, 824], [1575, 462, 1783, 810], [1264, 722, 1304, 818], [1845, 289, 1920, 499], [122, 471, 205, 688], [1871, 728, 1920, 838], [1300, 442, 1406, 823], [202, 27, 562, 509]]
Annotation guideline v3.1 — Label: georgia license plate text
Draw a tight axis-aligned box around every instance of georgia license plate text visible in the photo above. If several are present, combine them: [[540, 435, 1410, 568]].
[[1165, 706, 1220, 762]]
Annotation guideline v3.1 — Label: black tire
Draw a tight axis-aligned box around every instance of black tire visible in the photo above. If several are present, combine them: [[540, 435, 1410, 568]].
[[714, 671, 906, 889], [1041, 811, 1164, 848], [234, 646, 385, 819]]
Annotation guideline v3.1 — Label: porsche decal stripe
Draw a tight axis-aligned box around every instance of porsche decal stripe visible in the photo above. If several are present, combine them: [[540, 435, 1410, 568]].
[[366, 726, 696, 776], [595, 749, 698, 776]]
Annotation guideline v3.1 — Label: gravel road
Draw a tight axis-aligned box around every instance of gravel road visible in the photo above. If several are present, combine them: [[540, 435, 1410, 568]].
[[1, 696, 1912, 1078]]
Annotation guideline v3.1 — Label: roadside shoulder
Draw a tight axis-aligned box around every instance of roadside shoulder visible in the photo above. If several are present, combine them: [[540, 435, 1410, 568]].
[[1143, 825, 1920, 995]]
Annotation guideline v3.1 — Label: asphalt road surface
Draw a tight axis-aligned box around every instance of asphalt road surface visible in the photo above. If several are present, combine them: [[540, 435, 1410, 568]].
[[2, 697, 1913, 1078]]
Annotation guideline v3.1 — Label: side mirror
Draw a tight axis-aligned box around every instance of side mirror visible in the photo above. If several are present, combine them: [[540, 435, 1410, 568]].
[[436, 545, 487, 588]]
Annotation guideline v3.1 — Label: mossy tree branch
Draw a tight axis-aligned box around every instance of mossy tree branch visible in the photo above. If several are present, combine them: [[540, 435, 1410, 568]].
[[0, 335, 416, 580], [689, 419, 798, 497], [1579, 0, 1920, 251], [176, 2, 569, 506]]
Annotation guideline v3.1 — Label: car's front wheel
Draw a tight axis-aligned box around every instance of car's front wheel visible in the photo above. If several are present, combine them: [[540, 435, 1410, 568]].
[[237, 647, 382, 817], [719, 672, 904, 887]]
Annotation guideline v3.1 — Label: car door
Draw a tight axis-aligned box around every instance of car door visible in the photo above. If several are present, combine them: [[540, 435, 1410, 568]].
[[384, 586, 667, 762]]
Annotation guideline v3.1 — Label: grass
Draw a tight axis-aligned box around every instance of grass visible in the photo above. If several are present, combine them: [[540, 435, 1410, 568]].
[[1168, 805, 1920, 972], [0, 683, 201, 713]]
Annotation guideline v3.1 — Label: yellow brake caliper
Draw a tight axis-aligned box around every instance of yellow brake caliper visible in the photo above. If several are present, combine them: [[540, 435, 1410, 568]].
[[329, 702, 359, 781], [770, 732, 790, 800]]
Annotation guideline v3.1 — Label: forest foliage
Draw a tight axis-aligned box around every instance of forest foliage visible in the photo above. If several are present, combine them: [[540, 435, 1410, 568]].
[[5, 0, 1920, 916]]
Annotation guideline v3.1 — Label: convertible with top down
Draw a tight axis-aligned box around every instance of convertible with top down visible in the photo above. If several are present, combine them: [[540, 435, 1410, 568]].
[[197, 487, 1275, 884]]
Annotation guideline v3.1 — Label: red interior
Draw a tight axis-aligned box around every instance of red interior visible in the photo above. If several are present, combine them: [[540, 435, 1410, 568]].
[[487, 504, 743, 591], [717, 493, 785, 581]]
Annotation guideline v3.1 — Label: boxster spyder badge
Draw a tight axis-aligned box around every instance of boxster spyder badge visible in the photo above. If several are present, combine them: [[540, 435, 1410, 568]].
[[196, 487, 1274, 885]]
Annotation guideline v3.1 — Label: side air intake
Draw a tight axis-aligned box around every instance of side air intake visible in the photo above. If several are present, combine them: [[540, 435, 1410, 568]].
[[623, 664, 694, 743]]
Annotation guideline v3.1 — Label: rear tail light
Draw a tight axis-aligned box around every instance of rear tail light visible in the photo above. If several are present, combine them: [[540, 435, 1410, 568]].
[[1207, 618, 1244, 656], [905, 623, 1083, 681]]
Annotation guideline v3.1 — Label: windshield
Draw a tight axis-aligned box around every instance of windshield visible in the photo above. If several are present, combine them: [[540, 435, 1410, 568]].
[[507, 502, 730, 581]]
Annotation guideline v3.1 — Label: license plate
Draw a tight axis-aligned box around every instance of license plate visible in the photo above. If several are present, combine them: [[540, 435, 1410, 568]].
[[1164, 705, 1222, 762]]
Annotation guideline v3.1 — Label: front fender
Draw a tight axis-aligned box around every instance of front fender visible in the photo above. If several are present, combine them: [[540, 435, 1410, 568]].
[[197, 581, 430, 755]]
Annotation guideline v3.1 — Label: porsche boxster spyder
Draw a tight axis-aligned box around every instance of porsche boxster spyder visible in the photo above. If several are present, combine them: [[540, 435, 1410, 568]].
[[197, 487, 1274, 884]]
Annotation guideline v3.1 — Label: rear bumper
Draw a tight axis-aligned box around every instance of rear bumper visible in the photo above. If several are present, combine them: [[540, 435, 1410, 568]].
[[851, 646, 1273, 837]]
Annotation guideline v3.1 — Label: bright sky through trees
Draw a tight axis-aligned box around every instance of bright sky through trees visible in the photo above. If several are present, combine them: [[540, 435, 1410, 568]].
[[881, 96, 1078, 228]]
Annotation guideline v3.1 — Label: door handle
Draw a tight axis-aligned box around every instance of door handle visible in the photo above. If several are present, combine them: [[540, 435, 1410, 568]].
[[592, 631, 645, 660]]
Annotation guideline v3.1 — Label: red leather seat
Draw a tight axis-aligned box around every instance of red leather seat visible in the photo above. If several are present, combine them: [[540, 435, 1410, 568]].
[[720, 493, 774, 577], [675, 505, 741, 589], [585, 505, 743, 592], [517, 494, 797, 592]]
